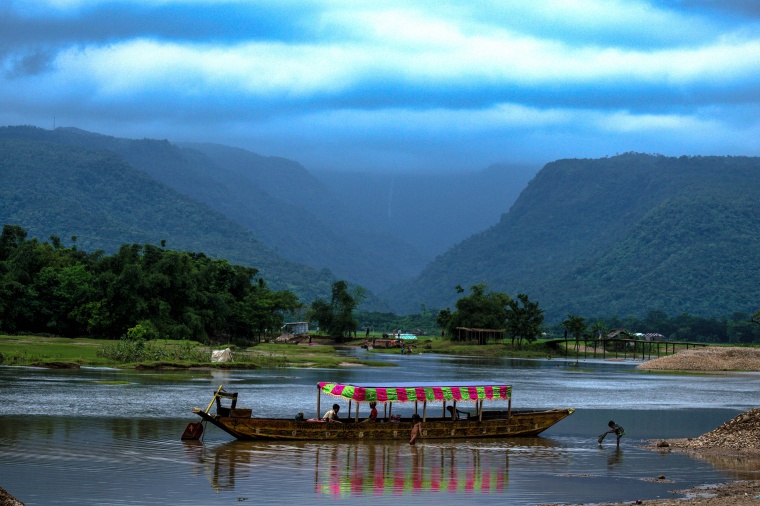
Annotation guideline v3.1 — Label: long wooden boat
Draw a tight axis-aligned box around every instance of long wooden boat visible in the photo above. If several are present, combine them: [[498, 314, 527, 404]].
[[187, 381, 574, 442]]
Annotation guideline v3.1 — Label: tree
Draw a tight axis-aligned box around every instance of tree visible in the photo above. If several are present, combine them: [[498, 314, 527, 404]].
[[504, 293, 544, 348], [307, 280, 363, 342], [436, 308, 451, 336], [561, 315, 587, 350], [445, 284, 510, 343]]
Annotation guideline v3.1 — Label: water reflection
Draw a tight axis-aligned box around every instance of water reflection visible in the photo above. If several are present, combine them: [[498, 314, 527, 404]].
[[191, 438, 570, 498]]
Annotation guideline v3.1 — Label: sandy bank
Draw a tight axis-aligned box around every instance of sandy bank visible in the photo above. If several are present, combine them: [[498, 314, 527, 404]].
[[637, 346, 760, 372]]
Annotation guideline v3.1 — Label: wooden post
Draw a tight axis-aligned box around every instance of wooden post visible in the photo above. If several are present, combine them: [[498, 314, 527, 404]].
[[355, 402, 359, 423], [507, 398, 512, 419], [348, 400, 352, 421], [415, 401, 418, 415], [384, 403, 387, 419], [316, 385, 321, 419], [479, 399, 483, 422], [452, 400, 457, 420], [423, 401, 427, 422], [388, 402, 393, 419], [443, 401, 447, 418]]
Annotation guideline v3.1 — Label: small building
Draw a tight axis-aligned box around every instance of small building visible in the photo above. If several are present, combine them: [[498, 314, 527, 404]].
[[455, 327, 505, 345], [282, 322, 309, 336]]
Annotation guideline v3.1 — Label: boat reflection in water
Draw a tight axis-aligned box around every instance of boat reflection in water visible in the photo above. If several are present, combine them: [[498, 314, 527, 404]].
[[187, 438, 563, 498], [313, 444, 509, 497]]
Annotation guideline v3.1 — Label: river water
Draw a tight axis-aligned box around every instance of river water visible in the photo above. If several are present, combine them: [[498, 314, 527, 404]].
[[1, 350, 759, 505]]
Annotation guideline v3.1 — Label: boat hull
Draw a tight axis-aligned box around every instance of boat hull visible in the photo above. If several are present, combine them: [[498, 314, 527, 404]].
[[193, 408, 574, 441]]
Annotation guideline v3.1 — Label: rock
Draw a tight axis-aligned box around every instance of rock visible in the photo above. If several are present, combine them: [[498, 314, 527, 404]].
[[0, 487, 24, 505]]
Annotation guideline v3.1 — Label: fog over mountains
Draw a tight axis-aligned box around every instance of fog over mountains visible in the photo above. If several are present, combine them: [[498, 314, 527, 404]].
[[2, 125, 758, 322]]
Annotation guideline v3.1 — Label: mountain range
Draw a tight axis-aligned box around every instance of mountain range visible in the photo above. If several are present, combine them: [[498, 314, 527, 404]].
[[2, 125, 758, 322], [389, 153, 760, 320]]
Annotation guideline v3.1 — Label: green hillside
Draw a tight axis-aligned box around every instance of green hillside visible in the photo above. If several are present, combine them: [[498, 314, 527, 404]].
[[0, 126, 423, 292], [389, 153, 760, 321], [0, 137, 335, 302]]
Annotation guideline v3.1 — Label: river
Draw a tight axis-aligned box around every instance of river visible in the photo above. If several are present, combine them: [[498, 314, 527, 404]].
[[1, 350, 759, 505]]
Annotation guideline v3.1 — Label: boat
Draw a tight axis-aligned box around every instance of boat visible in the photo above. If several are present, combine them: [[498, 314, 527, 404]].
[[185, 381, 574, 442]]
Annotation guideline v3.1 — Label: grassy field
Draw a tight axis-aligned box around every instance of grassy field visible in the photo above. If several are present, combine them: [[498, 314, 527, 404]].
[[0, 335, 392, 369], [2, 333, 681, 369]]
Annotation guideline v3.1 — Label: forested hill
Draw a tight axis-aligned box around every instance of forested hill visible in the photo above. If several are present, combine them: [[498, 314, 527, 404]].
[[0, 137, 335, 303], [0, 126, 425, 293], [387, 153, 760, 321]]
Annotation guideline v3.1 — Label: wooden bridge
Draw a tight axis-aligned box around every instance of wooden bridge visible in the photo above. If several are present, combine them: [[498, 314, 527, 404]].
[[545, 338, 708, 361]]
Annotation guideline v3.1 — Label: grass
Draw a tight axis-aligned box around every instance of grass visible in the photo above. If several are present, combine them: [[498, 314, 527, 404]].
[[0, 335, 113, 367], [399, 337, 564, 359], [0, 334, 394, 369]]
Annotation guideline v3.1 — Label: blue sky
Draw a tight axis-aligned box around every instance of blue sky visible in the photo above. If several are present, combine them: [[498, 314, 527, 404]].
[[2, 0, 759, 172]]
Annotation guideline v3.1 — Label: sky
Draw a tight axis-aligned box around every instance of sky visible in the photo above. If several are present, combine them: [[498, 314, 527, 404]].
[[1, 0, 759, 173]]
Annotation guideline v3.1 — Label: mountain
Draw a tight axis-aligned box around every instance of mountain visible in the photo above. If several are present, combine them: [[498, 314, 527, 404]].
[[387, 153, 760, 321], [0, 126, 424, 292], [313, 163, 537, 256], [181, 142, 427, 290], [0, 136, 336, 303]]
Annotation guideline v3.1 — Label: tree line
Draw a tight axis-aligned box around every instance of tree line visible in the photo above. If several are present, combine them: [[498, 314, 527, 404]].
[[434, 284, 760, 345], [0, 225, 299, 342]]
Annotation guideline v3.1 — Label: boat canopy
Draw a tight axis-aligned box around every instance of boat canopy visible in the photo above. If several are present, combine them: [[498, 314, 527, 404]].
[[318, 381, 511, 404]]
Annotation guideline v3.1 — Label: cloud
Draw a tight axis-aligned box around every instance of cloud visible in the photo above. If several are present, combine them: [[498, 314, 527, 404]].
[[0, 0, 758, 171]]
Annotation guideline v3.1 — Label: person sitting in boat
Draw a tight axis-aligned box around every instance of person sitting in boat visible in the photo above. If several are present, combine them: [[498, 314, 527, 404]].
[[446, 406, 470, 420], [362, 402, 378, 423], [323, 404, 341, 422]]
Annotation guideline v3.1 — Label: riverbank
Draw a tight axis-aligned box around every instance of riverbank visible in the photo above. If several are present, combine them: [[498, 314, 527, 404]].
[[556, 409, 760, 506], [0, 335, 390, 369], [638, 346, 760, 372]]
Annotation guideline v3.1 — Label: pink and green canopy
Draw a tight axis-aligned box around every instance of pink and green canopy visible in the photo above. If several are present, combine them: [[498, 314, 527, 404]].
[[318, 382, 511, 404]]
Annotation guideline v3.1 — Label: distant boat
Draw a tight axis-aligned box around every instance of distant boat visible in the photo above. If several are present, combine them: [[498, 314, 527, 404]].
[[185, 382, 574, 441]]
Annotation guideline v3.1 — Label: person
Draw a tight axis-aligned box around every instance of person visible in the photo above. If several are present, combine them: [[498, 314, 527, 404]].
[[446, 406, 469, 420], [362, 402, 378, 423], [599, 420, 625, 447], [409, 414, 422, 445], [323, 403, 341, 423]]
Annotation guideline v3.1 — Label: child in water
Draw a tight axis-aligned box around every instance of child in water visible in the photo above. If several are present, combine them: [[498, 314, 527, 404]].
[[598, 420, 625, 447]]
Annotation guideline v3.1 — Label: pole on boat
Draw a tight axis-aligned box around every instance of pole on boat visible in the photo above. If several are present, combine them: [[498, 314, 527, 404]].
[[442, 401, 447, 418], [414, 401, 418, 415], [422, 401, 427, 422], [355, 402, 359, 423], [507, 398, 512, 419], [452, 400, 457, 420], [316, 385, 321, 419], [205, 385, 224, 413], [478, 399, 483, 422], [383, 402, 387, 419], [388, 402, 393, 419], [348, 400, 352, 420]]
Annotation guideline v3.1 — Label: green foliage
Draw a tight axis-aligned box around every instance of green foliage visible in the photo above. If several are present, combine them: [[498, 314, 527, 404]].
[[0, 134, 337, 305], [505, 293, 544, 347], [307, 280, 363, 341], [0, 225, 301, 341], [444, 284, 510, 343], [390, 153, 760, 322], [97, 337, 210, 363], [561, 315, 587, 342]]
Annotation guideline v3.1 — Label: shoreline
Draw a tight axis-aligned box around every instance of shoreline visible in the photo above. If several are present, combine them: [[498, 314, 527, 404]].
[[559, 408, 760, 505]]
